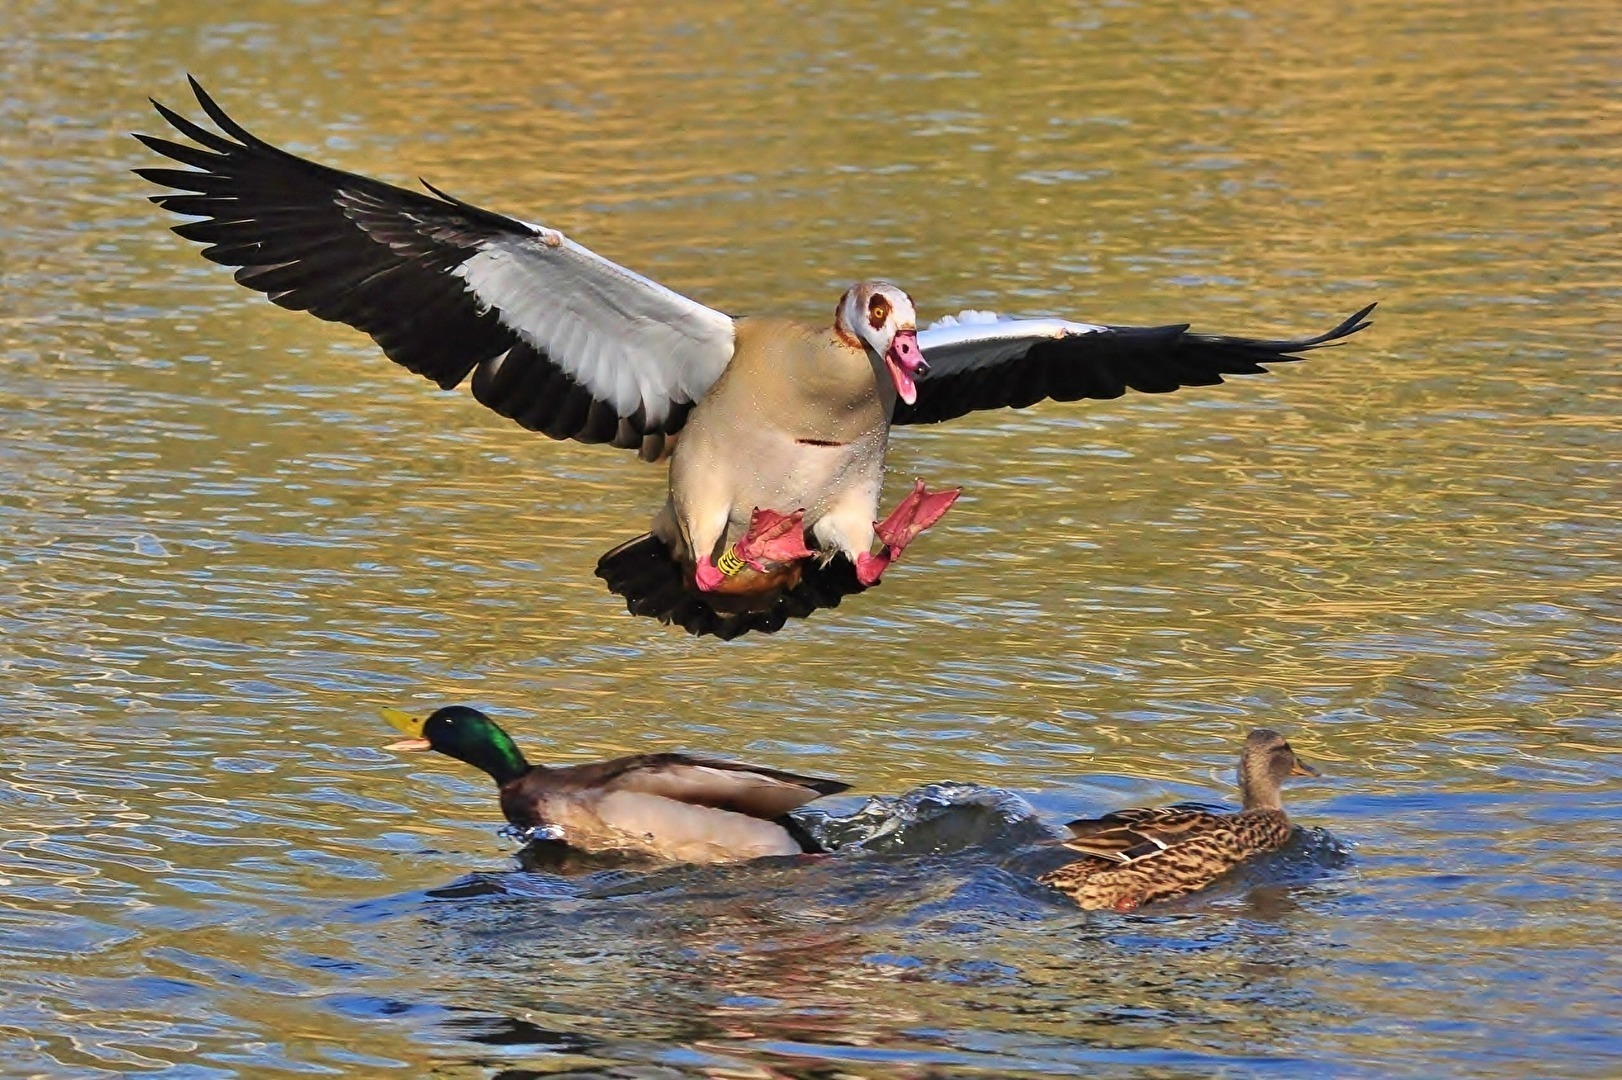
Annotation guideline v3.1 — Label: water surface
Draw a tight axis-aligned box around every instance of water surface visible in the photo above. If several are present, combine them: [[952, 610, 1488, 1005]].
[[1, 0, 1618, 1075]]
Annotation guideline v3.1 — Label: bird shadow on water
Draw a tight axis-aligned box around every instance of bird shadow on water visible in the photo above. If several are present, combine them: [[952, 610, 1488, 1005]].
[[320, 785, 1351, 1077]]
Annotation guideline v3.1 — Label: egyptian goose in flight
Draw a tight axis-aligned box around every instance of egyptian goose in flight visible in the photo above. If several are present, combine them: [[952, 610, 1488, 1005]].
[[136, 79, 1375, 638]]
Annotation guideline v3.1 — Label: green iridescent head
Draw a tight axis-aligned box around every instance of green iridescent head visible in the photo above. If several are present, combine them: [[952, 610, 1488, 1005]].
[[382, 705, 530, 785]]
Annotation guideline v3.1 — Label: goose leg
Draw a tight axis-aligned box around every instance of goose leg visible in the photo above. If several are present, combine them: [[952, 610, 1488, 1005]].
[[698, 508, 813, 591], [685, 506, 734, 593], [854, 480, 961, 586], [694, 557, 725, 592]]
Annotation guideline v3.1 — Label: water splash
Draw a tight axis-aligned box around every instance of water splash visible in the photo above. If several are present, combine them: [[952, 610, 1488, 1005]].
[[498, 822, 565, 845], [803, 782, 1057, 856]]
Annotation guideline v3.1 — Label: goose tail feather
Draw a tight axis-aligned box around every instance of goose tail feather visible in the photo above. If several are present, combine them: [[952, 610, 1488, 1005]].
[[594, 533, 867, 640]]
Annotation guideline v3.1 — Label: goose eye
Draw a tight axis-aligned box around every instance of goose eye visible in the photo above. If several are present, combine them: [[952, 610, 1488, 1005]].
[[867, 296, 891, 329]]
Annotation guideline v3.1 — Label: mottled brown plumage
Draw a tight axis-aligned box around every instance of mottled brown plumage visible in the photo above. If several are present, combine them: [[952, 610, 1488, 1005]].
[[1039, 729, 1319, 911]]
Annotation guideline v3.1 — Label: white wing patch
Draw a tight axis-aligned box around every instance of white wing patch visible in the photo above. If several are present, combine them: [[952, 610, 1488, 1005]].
[[917, 314, 1108, 377], [1119, 833, 1172, 864], [455, 228, 736, 425], [926, 309, 1003, 328]]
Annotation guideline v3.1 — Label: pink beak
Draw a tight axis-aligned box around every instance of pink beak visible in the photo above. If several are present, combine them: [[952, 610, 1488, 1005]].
[[884, 329, 928, 405]]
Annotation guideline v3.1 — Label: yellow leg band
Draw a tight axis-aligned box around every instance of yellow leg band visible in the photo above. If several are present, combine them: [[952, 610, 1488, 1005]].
[[715, 547, 747, 577]]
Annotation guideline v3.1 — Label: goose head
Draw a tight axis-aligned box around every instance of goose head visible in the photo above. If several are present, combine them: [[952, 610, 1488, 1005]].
[[837, 281, 927, 404]]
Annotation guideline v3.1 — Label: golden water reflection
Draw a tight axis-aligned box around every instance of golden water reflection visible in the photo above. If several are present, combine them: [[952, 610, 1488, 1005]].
[[1, 0, 1618, 1075]]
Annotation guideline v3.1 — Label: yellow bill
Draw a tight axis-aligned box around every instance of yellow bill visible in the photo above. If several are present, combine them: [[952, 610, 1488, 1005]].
[[1291, 757, 1321, 778], [380, 707, 432, 751]]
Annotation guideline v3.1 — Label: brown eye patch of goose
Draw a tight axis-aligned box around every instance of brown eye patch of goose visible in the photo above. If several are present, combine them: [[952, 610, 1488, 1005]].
[[867, 295, 891, 329]]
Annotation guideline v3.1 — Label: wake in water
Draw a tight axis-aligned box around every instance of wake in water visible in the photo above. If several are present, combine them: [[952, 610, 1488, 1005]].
[[440, 782, 1348, 913]]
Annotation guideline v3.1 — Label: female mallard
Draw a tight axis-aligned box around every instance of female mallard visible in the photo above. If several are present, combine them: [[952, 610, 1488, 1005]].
[[381, 705, 849, 863], [1039, 729, 1320, 911]]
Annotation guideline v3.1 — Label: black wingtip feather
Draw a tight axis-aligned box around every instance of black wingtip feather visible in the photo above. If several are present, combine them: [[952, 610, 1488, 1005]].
[[186, 76, 254, 146], [145, 97, 240, 155], [1298, 301, 1378, 347]]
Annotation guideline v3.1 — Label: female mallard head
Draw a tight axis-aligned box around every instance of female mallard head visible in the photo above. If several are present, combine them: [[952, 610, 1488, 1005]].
[[382, 705, 531, 785], [1237, 728, 1319, 811]]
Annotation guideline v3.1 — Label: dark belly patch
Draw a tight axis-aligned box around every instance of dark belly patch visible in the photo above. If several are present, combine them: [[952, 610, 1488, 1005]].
[[795, 437, 847, 447]]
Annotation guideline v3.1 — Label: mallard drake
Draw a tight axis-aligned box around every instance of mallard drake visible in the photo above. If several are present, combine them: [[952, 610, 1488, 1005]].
[[1038, 729, 1320, 911], [137, 79, 1375, 639], [380, 706, 848, 863]]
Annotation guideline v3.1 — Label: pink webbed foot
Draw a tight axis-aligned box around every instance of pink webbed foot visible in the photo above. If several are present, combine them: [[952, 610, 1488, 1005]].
[[875, 480, 961, 552], [855, 550, 890, 587], [693, 556, 725, 592], [734, 507, 814, 571], [856, 481, 961, 587], [696, 508, 813, 592]]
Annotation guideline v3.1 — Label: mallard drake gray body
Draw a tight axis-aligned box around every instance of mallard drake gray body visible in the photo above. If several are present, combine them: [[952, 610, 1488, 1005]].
[[382, 706, 847, 863], [138, 78, 1374, 638], [1039, 729, 1319, 911]]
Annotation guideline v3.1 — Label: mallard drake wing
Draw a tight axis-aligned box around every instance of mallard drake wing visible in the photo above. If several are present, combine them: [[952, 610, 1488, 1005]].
[[136, 78, 736, 461], [561, 753, 849, 819], [506, 754, 848, 861], [898, 304, 1375, 426]]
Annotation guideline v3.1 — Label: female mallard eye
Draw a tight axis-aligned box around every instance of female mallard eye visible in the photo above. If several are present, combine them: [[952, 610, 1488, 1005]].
[[868, 297, 891, 329]]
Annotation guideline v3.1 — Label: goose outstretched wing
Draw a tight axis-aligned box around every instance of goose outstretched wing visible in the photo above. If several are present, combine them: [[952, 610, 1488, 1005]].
[[899, 303, 1376, 426], [136, 78, 737, 460]]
